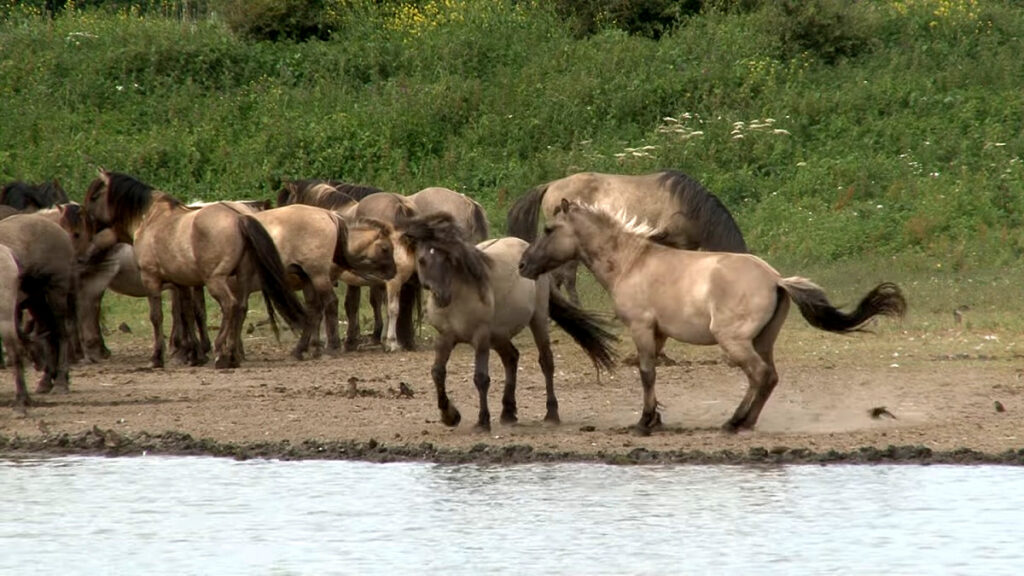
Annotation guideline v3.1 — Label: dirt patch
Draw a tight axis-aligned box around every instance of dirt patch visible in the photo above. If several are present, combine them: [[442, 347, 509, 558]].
[[2, 323, 1023, 465]]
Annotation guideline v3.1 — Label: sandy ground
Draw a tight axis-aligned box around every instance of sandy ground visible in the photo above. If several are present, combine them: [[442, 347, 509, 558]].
[[1, 314, 1023, 465]]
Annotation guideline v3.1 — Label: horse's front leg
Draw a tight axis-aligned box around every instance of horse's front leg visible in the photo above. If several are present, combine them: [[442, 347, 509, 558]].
[[472, 334, 492, 432], [147, 294, 165, 369], [492, 338, 520, 425], [431, 336, 460, 427], [370, 285, 386, 344], [630, 325, 662, 434], [322, 283, 342, 355], [382, 280, 403, 352], [291, 282, 318, 360]]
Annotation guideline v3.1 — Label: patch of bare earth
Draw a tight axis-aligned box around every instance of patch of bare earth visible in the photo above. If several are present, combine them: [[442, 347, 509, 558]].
[[2, 321, 1022, 465]]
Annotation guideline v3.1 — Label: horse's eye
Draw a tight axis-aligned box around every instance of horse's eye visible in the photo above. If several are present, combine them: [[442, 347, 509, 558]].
[[543, 226, 553, 235]]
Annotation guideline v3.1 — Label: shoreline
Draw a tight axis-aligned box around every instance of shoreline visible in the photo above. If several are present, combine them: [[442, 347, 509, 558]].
[[3, 429, 1022, 466]]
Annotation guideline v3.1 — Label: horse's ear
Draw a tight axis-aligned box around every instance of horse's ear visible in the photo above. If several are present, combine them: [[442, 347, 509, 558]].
[[97, 167, 110, 184], [559, 198, 571, 214]]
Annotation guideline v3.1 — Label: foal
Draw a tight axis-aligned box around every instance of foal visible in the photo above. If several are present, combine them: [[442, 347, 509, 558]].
[[519, 199, 907, 433]]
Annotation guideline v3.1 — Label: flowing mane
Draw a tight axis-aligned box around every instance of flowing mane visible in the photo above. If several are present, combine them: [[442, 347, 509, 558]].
[[277, 179, 380, 209], [403, 212, 492, 289], [570, 202, 659, 240], [656, 170, 748, 252]]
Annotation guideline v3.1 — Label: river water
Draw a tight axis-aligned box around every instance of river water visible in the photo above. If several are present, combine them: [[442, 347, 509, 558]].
[[2, 456, 1021, 575]]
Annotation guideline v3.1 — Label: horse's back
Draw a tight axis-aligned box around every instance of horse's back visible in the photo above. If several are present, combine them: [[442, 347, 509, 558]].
[[356, 192, 417, 223], [478, 237, 538, 336], [0, 214, 73, 281], [411, 187, 488, 242]]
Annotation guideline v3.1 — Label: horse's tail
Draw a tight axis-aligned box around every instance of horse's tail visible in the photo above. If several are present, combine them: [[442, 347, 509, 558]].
[[659, 170, 748, 253], [778, 278, 906, 333], [237, 215, 306, 332], [331, 214, 351, 269], [469, 200, 490, 242], [507, 183, 548, 241], [395, 276, 422, 350], [548, 287, 618, 371]]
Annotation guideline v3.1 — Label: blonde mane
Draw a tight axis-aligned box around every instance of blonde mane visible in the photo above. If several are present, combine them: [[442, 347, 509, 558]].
[[578, 202, 658, 238]]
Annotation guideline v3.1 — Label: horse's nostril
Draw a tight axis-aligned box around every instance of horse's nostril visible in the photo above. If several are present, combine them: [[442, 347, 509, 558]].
[[518, 261, 526, 271]]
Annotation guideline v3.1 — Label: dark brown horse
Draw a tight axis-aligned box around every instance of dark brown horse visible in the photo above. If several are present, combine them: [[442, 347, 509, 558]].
[[0, 214, 74, 408], [84, 171, 306, 369], [1, 179, 70, 212], [508, 170, 748, 303], [404, 212, 617, 431], [276, 178, 381, 218], [519, 200, 907, 433]]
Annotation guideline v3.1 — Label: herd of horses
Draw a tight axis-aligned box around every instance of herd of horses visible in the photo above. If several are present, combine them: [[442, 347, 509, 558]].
[[0, 170, 906, 434]]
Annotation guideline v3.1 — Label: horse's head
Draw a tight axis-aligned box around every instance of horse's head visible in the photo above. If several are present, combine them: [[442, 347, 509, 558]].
[[56, 202, 94, 260], [83, 169, 156, 247], [519, 198, 581, 279], [404, 212, 490, 308], [345, 217, 397, 281]]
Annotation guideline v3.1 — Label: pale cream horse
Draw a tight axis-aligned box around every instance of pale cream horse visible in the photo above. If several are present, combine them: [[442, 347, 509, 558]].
[[519, 199, 907, 433]]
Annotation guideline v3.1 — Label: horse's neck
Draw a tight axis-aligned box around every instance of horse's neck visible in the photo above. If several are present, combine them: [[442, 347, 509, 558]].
[[574, 216, 649, 287]]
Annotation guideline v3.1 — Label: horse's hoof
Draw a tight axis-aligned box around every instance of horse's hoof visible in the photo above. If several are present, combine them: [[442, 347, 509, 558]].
[[291, 349, 305, 361], [214, 356, 232, 370], [474, 421, 492, 433], [721, 421, 743, 434], [441, 407, 461, 427], [35, 382, 53, 394], [383, 342, 403, 353], [500, 411, 518, 425], [543, 413, 561, 426]]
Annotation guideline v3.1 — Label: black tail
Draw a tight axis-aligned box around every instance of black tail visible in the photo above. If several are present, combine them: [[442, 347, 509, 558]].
[[395, 275, 422, 350], [506, 183, 548, 241], [780, 278, 906, 333], [548, 288, 618, 370], [237, 215, 307, 332]]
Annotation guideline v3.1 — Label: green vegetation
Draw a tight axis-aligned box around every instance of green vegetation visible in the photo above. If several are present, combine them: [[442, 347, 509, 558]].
[[1, 0, 1021, 271]]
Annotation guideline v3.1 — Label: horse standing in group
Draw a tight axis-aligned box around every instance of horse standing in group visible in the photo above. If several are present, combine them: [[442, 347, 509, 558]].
[[0, 215, 75, 409], [341, 187, 490, 352], [519, 199, 907, 434], [508, 170, 748, 304], [1, 180, 70, 212], [249, 204, 397, 359], [84, 170, 306, 369], [403, 212, 617, 431]]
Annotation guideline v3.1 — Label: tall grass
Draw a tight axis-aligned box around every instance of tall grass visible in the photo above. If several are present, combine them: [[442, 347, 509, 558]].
[[1, 0, 1021, 266]]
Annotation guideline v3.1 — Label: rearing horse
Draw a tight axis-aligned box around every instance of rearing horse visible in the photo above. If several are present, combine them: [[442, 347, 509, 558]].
[[508, 170, 747, 303], [520, 199, 907, 434], [84, 170, 306, 369]]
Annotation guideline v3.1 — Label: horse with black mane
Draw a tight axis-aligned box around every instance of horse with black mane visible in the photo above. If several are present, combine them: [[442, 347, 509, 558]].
[[404, 212, 617, 431], [1, 179, 70, 212], [84, 170, 306, 369], [519, 199, 907, 434], [507, 170, 748, 303]]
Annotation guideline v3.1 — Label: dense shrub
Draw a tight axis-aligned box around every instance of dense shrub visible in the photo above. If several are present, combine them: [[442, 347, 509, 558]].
[[221, 0, 332, 42]]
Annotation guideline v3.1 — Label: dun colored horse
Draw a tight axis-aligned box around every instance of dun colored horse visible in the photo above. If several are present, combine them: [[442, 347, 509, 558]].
[[250, 204, 397, 358], [0, 215, 74, 408], [275, 178, 381, 218], [508, 170, 748, 303], [342, 187, 490, 351], [519, 199, 907, 433], [84, 170, 306, 369], [404, 213, 617, 431]]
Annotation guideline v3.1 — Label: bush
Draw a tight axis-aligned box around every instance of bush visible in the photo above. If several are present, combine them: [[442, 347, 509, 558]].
[[221, 0, 332, 42]]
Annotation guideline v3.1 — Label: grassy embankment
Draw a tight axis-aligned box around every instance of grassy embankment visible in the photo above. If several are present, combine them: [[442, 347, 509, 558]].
[[1, 0, 1022, 342]]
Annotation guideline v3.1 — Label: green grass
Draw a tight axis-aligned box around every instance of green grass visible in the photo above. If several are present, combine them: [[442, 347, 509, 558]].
[[1, 0, 1022, 264]]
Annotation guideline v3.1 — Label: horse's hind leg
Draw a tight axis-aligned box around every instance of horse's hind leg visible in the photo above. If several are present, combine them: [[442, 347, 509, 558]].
[[147, 294, 166, 368], [431, 336, 461, 427], [206, 277, 243, 369], [492, 337, 520, 425], [529, 314, 559, 424], [720, 338, 777, 433], [370, 285, 385, 345], [291, 282, 318, 360], [343, 285, 362, 351], [471, 337, 492, 432], [323, 284, 342, 355]]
